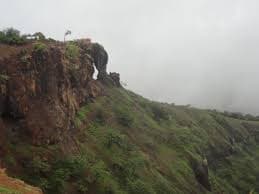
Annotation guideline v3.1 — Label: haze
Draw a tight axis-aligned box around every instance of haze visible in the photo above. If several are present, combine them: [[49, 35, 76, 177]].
[[1, 0, 259, 114]]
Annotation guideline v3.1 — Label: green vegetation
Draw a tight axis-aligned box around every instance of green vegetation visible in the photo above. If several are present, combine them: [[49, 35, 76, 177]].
[[0, 186, 20, 194], [0, 28, 26, 45], [33, 32, 46, 40], [0, 74, 9, 81], [3, 87, 259, 194], [115, 106, 134, 127], [221, 110, 259, 121], [0, 28, 49, 45], [65, 43, 80, 61], [33, 42, 47, 53], [1, 28, 259, 193]]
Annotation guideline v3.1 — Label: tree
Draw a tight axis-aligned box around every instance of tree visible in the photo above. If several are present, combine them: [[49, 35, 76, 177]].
[[64, 30, 71, 42], [3, 28, 20, 37], [0, 27, 26, 45], [33, 32, 45, 40]]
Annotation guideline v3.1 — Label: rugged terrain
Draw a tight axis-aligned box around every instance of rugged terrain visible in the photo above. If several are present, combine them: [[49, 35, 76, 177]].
[[0, 36, 259, 194], [0, 168, 42, 194]]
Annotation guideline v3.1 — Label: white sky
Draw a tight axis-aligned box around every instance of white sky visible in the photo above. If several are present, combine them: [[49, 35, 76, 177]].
[[1, 0, 259, 114]]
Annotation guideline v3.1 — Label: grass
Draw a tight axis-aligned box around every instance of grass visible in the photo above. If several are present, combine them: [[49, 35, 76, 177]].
[[65, 43, 80, 61], [0, 186, 20, 194], [3, 86, 259, 194]]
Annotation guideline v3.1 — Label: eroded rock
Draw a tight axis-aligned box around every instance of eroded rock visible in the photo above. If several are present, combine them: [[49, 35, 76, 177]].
[[192, 158, 211, 191], [0, 42, 103, 145]]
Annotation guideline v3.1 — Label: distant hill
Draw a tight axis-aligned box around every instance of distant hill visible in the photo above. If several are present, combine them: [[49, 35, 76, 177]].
[[0, 30, 259, 194]]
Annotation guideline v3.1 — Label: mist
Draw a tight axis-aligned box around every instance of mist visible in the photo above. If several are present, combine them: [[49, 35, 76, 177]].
[[1, 0, 259, 114]]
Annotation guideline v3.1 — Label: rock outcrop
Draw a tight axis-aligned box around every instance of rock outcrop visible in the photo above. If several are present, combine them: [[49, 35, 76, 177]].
[[90, 43, 109, 80], [77, 39, 121, 87], [191, 158, 211, 191], [0, 41, 103, 145], [108, 72, 121, 87]]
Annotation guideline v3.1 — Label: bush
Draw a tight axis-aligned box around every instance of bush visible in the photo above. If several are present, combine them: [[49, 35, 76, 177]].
[[33, 32, 45, 40], [104, 130, 129, 150], [24, 155, 90, 194], [0, 186, 20, 194], [150, 103, 170, 121], [65, 43, 79, 61], [115, 107, 134, 127], [127, 179, 155, 194], [30, 156, 50, 175], [112, 154, 145, 184], [33, 42, 47, 53], [48, 156, 89, 193], [0, 28, 26, 45], [94, 105, 109, 125], [153, 175, 174, 194], [0, 74, 9, 82], [89, 161, 121, 194]]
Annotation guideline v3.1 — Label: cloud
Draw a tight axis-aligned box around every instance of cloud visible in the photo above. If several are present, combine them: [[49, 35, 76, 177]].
[[1, 0, 259, 114]]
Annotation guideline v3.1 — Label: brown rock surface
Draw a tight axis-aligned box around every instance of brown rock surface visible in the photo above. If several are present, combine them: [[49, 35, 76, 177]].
[[0, 41, 103, 145]]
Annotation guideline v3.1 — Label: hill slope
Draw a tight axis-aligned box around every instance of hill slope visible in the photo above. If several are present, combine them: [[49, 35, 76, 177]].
[[0, 168, 43, 194], [0, 38, 259, 194]]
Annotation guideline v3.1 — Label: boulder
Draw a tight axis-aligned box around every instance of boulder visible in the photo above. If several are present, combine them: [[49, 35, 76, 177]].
[[192, 158, 211, 191]]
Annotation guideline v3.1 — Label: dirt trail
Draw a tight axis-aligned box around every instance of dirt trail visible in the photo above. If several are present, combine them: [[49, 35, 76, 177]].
[[0, 168, 43, 194]]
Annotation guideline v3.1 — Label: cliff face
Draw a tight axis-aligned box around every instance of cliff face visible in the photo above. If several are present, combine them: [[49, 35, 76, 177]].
[[1, 40, 259, 194], [0, 42, 102, 146]]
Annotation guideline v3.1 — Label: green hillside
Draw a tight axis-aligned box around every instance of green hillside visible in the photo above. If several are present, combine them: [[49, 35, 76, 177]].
[[1, 32, 258, 193], [4, 86, 259, 194]]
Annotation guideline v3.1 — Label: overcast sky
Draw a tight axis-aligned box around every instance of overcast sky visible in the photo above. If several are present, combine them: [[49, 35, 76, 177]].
[[1, 0, 259, 114]]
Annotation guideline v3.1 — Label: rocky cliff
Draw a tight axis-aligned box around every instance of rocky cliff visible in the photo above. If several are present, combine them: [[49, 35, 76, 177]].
[[0, 41, 107, 146], [0, 38, 259, 194]]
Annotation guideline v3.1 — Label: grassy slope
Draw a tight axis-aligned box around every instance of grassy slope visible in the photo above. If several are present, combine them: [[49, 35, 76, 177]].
[[72, 87, 259, 194], [4, 87, 259, 194]]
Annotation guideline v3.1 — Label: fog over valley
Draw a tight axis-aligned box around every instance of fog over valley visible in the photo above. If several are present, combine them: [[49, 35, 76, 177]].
[[1, 0, 259, 114]]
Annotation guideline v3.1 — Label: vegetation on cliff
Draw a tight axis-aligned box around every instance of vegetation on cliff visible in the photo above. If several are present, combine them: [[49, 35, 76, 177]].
[[2, 86, 259, 194], [0, 31, 259, 194]]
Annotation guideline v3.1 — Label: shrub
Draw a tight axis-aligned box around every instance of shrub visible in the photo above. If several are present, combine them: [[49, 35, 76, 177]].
[[49, 156, 89, 193], [47, 38, 56, 42], [127, 179, 155, 194], [153, 174, 174, 194], [115, 107, 134, 127], [89, 161, 120, 194], [76, 179, 88, 193], [0, 31, 4, 41], [33, 42, 47, 53], [24, 155, 90, 194], [33, 32, 45, 40], [104, 130, 129, 150], [150, 103, 170, 121], [112, 154, 145, 183], [65, 43, 79, 61], [0, 74, 9, 82], [30, 156, 51, 175], [0, 28, 26, 45], [94, 105, 109, 125], [3, 155, 16, 166], [0, 186, 20, 194]]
